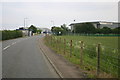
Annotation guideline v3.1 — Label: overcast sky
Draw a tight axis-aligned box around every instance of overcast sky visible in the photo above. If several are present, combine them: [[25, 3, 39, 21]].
[[1, 0, 119, 30]]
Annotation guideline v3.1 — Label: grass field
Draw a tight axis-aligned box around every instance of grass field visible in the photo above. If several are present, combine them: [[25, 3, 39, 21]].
[[58, 35, 118, 49], [45, 35, 119, 78]]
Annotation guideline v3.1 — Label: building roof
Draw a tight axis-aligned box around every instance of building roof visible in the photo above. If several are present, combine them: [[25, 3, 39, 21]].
[[69, 21, 120, 26], [16, 29, 28, 30]]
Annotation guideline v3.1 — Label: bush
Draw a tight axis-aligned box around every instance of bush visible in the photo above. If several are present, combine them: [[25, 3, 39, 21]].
[[74, 23, 96, 34], [2, 30, 22, 40]]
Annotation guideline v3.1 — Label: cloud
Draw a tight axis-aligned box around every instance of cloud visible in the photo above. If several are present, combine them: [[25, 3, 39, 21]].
[[2, 2, 118, 29], [1, 0, 119, 2]]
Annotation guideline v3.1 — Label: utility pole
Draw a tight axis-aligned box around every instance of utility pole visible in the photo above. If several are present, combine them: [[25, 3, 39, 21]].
[[24, 18, 25, 27], [24, 18, 28, 27], [51, 20, 54, 27]]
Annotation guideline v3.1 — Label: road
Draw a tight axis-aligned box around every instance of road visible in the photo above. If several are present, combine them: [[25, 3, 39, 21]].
[[2, 35, 59, 78]]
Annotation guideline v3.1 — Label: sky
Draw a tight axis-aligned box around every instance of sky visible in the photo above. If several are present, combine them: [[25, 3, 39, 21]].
[[0, 0, 119, 30]]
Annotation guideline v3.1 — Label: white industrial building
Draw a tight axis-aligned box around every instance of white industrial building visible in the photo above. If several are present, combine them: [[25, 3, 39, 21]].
[[16, 27, 32, 36], [40, 28, 51, 34], [69, 21, 120, 32]]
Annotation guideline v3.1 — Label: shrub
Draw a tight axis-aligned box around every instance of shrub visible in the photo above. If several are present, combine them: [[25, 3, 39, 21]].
[[2, 30, 22, 40]]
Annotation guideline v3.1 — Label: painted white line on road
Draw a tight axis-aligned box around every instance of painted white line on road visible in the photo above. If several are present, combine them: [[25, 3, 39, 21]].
[[11, 43, 14, 45], [3, 41, 17, 51], [3, 45, 11, 51], [11, 42, 16, 45], [3, 38, 29, 51]]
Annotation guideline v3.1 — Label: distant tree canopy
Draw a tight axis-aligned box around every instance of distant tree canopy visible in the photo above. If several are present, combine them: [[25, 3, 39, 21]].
[[101, 27, 112, 34], [50, 23, 119, 35], [73, 23, 96, 34], [19, 27, 25, 30], [95, 27, 120, 34], [37, 29, 42, 34], [28, 25, 37, 33], [72, 23, 120, 34], [51, 26, 63, 35], [61, 24, 70, 34], [112, 27, 120, 34], [61, 24, 69, 31]]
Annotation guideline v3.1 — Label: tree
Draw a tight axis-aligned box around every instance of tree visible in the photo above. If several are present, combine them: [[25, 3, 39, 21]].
[[28, 25, 37, 33], [112, 27, 120, 34], [51, 26, 56, 32], [61, 24, 70, 34], [51, 26, 63, 35], [19, 27, 25, 30], [74, 23, 96, 34], [61, 24, 69, 31], [37, 29, 42, 34], [101, 27, 112, 34], [95, 28, 102, 34]]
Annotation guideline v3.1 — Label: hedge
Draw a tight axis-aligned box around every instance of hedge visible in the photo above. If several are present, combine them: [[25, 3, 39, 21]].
[[1, 30, 23, 40]]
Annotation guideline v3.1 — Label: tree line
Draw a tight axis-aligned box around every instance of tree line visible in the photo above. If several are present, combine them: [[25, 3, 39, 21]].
[[51, 24, 71, 35], [72, 23, 120, 34], [51, 23, 120, 35]]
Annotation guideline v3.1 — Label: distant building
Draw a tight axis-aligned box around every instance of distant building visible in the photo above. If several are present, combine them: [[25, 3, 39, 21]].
[[69, 21, 120, 32], [16, 27, 32, 36], [40, 28, 51, 34]]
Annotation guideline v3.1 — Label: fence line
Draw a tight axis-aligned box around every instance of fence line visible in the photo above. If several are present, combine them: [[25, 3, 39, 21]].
[[44, 35, 119, 78]]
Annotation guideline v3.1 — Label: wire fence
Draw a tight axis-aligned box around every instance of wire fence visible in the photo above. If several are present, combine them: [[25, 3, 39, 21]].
[[44, 34, 119, 78], [64, 33, 120, 37]]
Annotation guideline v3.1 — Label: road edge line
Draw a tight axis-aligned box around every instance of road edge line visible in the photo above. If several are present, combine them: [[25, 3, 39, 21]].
[[3, 45, 10, 51], [38, 38, 63, 78]]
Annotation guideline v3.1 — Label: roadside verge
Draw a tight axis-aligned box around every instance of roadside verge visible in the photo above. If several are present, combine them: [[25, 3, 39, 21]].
[[38, 37, 86, 78]]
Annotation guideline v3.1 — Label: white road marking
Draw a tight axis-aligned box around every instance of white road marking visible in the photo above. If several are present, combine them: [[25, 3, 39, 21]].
[[11, 42, 16, 45], [3, 38, 28, 51], [3, 45, 11, 51], [3, 42, 17, 51]]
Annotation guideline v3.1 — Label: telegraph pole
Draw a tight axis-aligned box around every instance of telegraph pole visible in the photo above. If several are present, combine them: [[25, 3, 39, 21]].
[[24, 18, 28, 27], [24, 18, 25, 27], [51, 20, 54, 27]]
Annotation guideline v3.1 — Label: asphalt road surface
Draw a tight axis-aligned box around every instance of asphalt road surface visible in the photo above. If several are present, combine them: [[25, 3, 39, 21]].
[[2, 35, 59, 78]]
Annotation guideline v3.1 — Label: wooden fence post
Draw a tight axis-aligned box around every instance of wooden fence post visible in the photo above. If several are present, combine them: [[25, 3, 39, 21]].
[[57, 38, 59, 51], [53, 36, 54, 47], [97, 43, 101, 77], [46, 35, 48, 43], [64, 39, 66, 55], [55, 37, 57, 49], [54, 37, 55, 48], [48, 35, 50, 44], [59, 37, 61, 52], [70, 40, 72, 57], [56, 38, 58, 50], [54, 37, 56, 48], [51, 36, 52, 46], [80, 41, 83, 65]]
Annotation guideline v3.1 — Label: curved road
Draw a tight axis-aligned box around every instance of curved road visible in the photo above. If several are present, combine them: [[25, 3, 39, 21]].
[[2, 35, 59, 78]]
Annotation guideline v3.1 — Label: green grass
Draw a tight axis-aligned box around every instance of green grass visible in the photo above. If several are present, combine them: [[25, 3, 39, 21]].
[[58, 35, 118, 48], [45, 35, 119, 78]]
